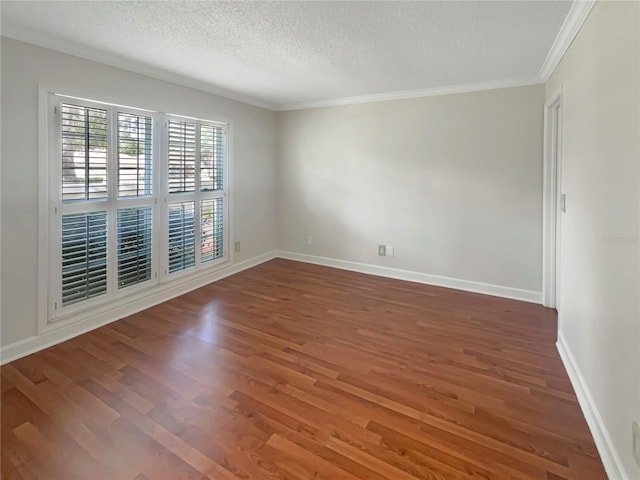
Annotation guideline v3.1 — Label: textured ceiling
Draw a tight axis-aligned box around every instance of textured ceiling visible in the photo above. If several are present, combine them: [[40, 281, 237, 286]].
[[1, 1, 572, 109]]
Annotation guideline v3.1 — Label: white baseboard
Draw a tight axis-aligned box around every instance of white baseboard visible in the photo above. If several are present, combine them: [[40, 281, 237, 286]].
[[0, 250, 277, 365], [276, 250, 541, 304], [0, 249, 541, 365], [556, 332, 628, 480]]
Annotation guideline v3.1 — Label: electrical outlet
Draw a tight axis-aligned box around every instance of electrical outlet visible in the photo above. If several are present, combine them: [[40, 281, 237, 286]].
[[234, 241, 240, 253], [307, 235, 313, 245], [633, 420, 640, 468], [385, 245, 394, 256], [378, 245, 386, 256]]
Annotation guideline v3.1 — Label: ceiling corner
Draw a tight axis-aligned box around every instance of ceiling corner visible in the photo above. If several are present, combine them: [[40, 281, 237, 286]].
[[538, 0, 597, 81]]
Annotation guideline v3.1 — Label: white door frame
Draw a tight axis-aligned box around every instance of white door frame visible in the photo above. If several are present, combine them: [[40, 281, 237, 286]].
[[542, 87, 563, 309]]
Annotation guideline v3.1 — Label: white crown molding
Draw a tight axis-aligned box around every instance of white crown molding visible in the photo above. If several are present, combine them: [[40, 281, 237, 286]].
[[0, 25, 278, 111], [539, 0, 597, 81], [556, 332, 629, 480], [277, 251, 542, 303], [0, 251, 277, 365], [277, 77, 544, 111], [2, 2, 590, 112], [2, 24, 546, 113]]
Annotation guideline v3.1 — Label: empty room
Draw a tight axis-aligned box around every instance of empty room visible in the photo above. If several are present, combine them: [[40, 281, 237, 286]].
[[1, 0, 638, 479]]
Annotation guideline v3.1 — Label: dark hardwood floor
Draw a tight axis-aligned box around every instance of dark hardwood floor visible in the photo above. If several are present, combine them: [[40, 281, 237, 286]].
[[1, 259, 606, 479]]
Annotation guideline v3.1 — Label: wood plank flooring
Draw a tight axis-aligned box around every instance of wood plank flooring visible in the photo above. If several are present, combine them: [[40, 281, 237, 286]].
[[1, 259, 606, 479]]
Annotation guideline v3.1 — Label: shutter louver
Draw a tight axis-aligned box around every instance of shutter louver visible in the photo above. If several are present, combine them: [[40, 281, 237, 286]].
[[168, 201, 195, 273], [201, 198, 223, 263], [61, 104, 108, 202], [118, 113, 153, 197], [168, 120, 196, 193], [61, 211, 108, 305], [200, 125, 224, 191], [117, 207, 152, 289]]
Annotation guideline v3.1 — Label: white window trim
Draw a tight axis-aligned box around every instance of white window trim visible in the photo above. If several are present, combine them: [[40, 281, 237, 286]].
[[37, 84, 235, 335]]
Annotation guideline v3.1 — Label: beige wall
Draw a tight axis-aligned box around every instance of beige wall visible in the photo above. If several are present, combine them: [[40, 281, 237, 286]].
[[0, 38, 278, 347], [277, 85, 545, 293], [546, 1, 640, 478]]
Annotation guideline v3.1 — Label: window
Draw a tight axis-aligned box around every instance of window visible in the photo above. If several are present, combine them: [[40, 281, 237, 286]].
[[167, 118, 225, 274], [47, 95, 229, 323]]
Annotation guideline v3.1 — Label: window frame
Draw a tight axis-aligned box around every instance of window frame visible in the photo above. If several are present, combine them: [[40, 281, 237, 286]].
[[38, 86, 232, 334]]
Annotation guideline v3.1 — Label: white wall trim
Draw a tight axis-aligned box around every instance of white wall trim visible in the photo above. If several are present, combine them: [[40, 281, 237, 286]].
[[0, 28, 277, 111], [37, 85, 52, 338], [542, 87, 563, 308], [3, 31, 544, 112], [538, 0, 597, 81], [277, 77, 543, 111], [1, 249, 543, 365], [0, 250, 277, 365], [556, 332, 629, 480], [3, 0, 596, 113], [276, 251, 542, 304]]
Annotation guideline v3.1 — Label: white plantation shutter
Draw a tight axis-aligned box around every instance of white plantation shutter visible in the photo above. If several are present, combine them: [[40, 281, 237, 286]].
[[165, 117, 227, 276], [61, 104, 108, 202], [53, 98, 157, 316], [168, 120, 196, 193], [201, 198, 223, 263], [118, 113, 153, 197], [168, 201, 196, 273], [61, 211, 108, 305], [200, 124, 224, 191], [47, 93, 228, 325], [117, 207, 152, 288]]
